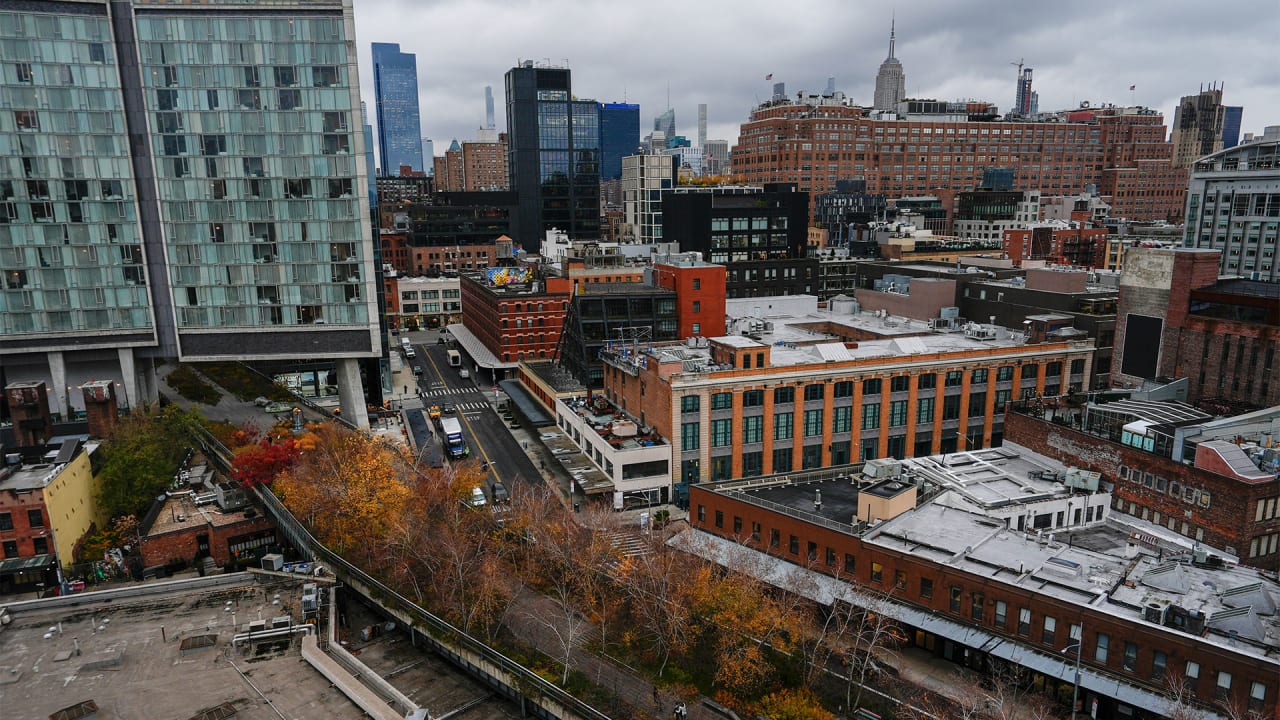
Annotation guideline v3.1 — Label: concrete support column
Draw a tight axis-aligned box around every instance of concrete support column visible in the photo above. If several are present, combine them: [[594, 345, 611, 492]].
[[135, 355, 160, 406], [117, 348, 141, 410], [47, 351, 69, 416], [336, 358, 370, 428]]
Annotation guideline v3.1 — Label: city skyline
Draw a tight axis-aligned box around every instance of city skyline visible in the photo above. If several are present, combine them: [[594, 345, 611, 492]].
[[354, 0, 1276, 165]]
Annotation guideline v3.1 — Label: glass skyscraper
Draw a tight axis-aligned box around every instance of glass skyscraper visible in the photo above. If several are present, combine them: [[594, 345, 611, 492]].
[[371, 42, 424, 176], [0, 0, 379, 424], [505, 63, 600, 250], [599, 102, 640, 181]]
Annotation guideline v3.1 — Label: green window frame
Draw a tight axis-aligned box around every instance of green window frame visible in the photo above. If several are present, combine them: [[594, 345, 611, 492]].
[[681, 422, 700, 451], [803, 409, 823, 436], [774, 412, 793, 440], [711, 419, 732, 447], [862, 403, 881, 429]]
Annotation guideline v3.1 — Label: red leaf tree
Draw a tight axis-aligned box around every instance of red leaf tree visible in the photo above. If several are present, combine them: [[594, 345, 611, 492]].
[[231, 437, 301, 488]]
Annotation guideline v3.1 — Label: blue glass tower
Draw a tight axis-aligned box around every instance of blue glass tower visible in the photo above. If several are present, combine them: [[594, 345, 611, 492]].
[[599, 103, 639, 181], [1222, 106, 1243, 149], [372, 42, 424, 176]]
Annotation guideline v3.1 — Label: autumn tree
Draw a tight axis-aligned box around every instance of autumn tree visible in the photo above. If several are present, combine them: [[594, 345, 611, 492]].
[[274, 424, 411, 560], [97, 406, 201, 517], [615, 541, 697, 676], [231, 436, 302, 488]]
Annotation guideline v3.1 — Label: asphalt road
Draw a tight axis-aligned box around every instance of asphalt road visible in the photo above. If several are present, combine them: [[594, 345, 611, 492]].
[[409, 339, 542, 501]]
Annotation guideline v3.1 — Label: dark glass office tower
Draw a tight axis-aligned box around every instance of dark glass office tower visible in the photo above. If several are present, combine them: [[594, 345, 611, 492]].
[[599, 102, 639, 181], [372, 42, 424, 175], [505, 63, 600, 250]]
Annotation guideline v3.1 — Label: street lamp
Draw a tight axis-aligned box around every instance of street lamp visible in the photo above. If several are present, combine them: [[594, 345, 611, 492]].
[[1063, 623, 1084, 720]]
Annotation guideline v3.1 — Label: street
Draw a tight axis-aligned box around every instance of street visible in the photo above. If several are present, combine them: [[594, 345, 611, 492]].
[[406, 335, 543, 501]]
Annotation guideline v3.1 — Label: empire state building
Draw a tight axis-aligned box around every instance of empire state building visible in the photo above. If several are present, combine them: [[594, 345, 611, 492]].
[[873, 20, 907, 111]]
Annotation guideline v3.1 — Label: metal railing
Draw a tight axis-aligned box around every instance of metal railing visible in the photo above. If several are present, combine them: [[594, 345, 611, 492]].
[[254, 486, 612, 720]]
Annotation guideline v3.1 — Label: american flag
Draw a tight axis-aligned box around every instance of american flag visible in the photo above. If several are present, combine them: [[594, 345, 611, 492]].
[[1129, 85, 1135, 91], [765, 73, 773, 81]]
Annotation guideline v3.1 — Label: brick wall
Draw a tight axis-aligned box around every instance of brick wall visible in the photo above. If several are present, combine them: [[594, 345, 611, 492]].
[[141, 515, 276, 569], [689, 484, 1276, 717], [1005, 411, 1280, 562]]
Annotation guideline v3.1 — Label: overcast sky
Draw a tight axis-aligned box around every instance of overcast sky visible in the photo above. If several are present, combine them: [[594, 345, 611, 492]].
[[351, 0, 1278, 165]]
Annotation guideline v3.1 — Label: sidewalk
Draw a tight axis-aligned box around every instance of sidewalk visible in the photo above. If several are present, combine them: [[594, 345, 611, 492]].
[[504, 588, 715, 720]]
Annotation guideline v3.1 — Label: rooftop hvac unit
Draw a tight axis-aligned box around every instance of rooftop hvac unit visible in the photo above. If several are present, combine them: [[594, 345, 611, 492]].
[[963, 323, 998, 341], [864, 458, 902, 479]]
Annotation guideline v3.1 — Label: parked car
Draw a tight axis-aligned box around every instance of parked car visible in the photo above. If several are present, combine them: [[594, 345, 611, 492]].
[[459, 369, 470, 379], [413, 365, 423, 376], [468, 486, 487, 507], [490, 482, 510, 504]]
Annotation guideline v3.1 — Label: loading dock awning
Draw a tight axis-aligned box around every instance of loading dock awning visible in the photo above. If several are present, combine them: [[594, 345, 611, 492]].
[[445, 324, 517, 371], [498, 379, 553, 426]]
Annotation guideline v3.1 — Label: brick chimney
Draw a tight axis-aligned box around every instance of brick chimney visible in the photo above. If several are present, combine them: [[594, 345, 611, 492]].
[[81, 380, 119, 438], [5, 381, 52, 447]]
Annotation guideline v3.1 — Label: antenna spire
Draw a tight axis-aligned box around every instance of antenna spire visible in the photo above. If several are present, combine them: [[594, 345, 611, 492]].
[[888, 12, 896, 59]]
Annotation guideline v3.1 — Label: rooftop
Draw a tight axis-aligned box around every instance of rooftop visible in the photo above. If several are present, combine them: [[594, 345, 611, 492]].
[[707, 446, 1280, 662], [636, 298, 1079, 374], [144, 492, 264, 537], [560, 395, 667, 449], [0, 441, 97, 493]]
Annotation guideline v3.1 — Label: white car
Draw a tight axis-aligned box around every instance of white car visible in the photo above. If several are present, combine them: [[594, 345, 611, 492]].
[[459, 369, 470, 379], [468, 486, 487, 507]]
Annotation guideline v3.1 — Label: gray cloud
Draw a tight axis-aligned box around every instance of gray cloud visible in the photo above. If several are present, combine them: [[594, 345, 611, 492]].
[[352, 0, 1277, 164]]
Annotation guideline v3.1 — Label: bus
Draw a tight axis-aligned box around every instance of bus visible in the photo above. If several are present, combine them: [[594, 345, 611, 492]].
[[447, 349, 461, 367], [439, 416, 469, 459]]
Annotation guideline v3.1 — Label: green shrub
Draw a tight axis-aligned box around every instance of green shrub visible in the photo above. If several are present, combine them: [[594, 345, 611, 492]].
[[200, 362, 293, 402], [167, 365, 222, 405]]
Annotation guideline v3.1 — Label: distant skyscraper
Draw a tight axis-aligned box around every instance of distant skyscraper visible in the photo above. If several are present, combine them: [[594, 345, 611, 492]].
[[484, 86, 496, 129], [1015, 67, 1035, 115], [654, 108, 676, 139], [600, 103, 641, 181], [372, 42, 425, 175], [825, 76, 836, 95], [1222, 106, 1244, 149], [505, 63, 601, 249], [703, 140, 730, 176], [873, 19, 907, 111], [421, 137, 435, 175], [697, 104, 707, 148], [1171, 85, 1226, 168]]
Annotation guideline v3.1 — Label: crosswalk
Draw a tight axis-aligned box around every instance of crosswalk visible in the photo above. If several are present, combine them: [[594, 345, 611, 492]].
[[419, 386, 481, 398], [606, 530, 651, 560]]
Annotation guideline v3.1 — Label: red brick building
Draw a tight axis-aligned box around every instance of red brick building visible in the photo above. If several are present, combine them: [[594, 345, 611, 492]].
[[688, 453, 1279, 720], [1111, 248, 1280, 408], [378, 231, 412, 274], [410, 243, 502, 275], [648, 254, 728, 339], [459, 270, 572, 365], [140, 494, 276, 570], [1005, 408, 1280, 567], [1003, 225, 1111, 268], [732, 101, 1185, 222], [433, 135, 509, 192]]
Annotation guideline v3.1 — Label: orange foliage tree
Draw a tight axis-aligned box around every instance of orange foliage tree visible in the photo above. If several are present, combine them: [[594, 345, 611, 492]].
[[274, 424, 410, 560]]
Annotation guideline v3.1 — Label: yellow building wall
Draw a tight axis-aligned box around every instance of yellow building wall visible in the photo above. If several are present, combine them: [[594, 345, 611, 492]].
[[41, 444, 107, 567]]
